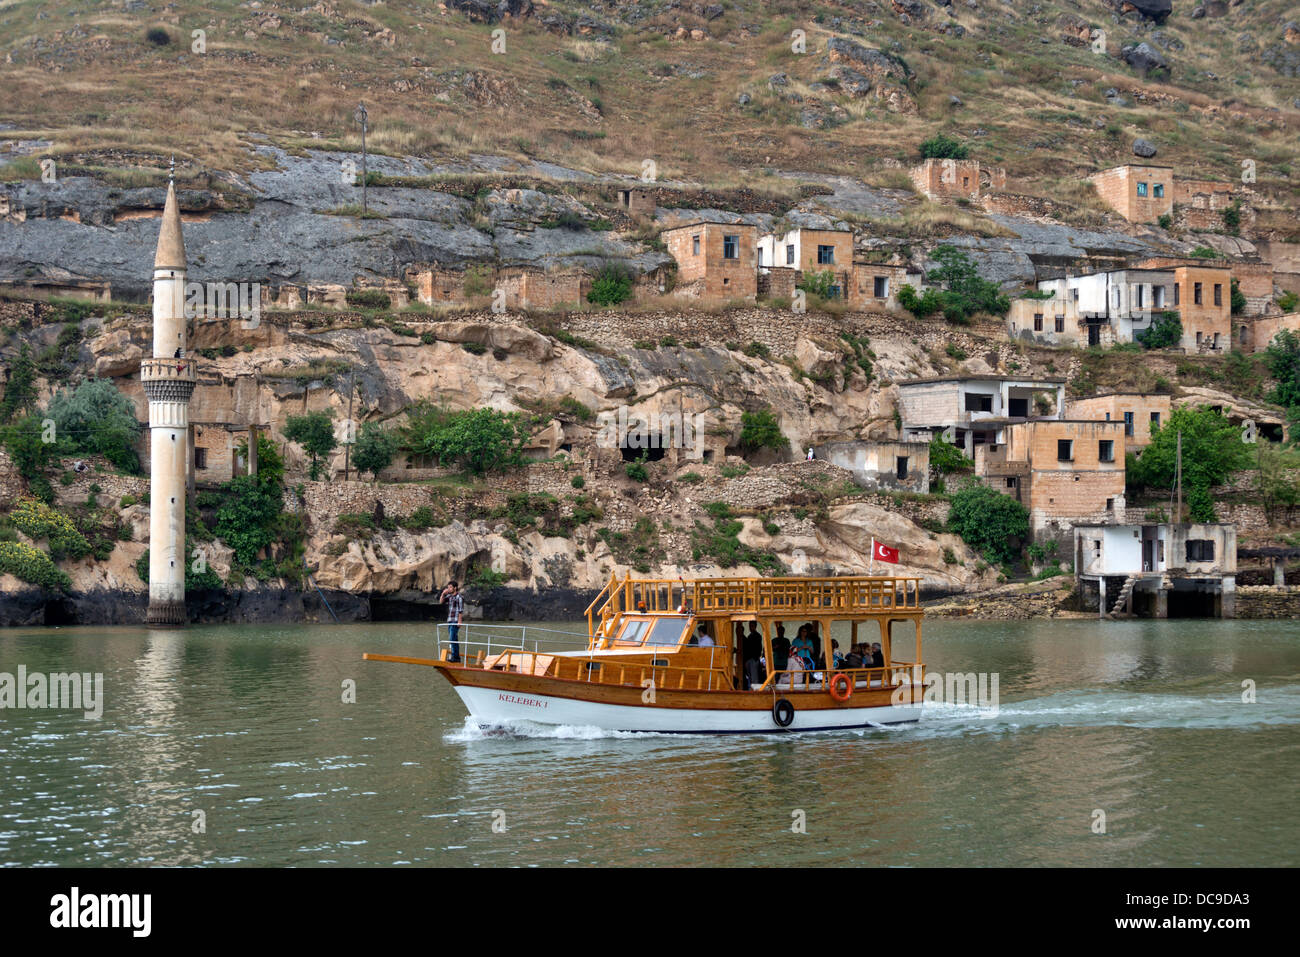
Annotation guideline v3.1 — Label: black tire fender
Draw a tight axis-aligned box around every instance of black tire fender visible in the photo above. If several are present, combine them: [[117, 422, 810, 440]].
[[772, 697, 795, 728]]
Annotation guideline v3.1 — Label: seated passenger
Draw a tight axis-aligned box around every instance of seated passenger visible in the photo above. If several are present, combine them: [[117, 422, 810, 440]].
[[870, 642, 884, 668], [844, 646, 864, 669], [830, 639, 844, 669], [697, 626, 715, 647], [789, 625, 815, 671]]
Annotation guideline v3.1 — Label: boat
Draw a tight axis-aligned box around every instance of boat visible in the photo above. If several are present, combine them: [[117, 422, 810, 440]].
[[364, 573, 927, 734]]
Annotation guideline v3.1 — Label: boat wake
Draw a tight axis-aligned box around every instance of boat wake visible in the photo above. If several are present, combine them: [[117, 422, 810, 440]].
[[444, 717, 662, 742]]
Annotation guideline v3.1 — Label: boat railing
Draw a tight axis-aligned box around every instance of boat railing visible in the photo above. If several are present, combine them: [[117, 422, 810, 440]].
[[433, 622, 590, 664], [487, 649, 733, 691], [757, 662, 925, 693]]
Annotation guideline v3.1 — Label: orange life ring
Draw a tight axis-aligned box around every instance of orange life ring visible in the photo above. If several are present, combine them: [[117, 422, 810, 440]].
[[829, 672, 852, 701]]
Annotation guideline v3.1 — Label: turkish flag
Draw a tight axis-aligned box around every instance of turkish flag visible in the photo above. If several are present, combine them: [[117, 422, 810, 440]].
[[873, 540, 900, 564]]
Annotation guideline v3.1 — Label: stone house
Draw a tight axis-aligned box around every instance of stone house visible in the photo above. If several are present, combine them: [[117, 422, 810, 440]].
[[757, 228, 853, 280], [976, 419, 1127, 534], [1235, 311, 1300, 353], [1172, 178, 1252, 233], [1089, 164, 1174, 223], [816, 440, 930, 493], [496, 267, 589, 311], [1066, 393, 1171, 451], [849, 261, 908, 310], [662, 221, 758, 303], [1007, 294, 1087, 348], [909, 158, 1007, 202], [897, 374, 1066, 453], [1135, 257, 1233, 353], [407, 266, 468, 306], [1074, 522, 1237, 618], [1231, 261, 1277, 317], [614, 186, 656, 217]]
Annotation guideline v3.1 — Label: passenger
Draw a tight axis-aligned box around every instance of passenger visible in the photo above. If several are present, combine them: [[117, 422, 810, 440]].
[[807, 623, 824, 670], [844, 645, 864, 669], [734, 622, 745, 652], [830, 639, 844, 669], [772, 624, 790, 672], [697, 627, 715, 647], [743, 623, 764, 690], [790, 625, 815, 671], [784, 650, 806, 687], [871, 642, 884, 668]]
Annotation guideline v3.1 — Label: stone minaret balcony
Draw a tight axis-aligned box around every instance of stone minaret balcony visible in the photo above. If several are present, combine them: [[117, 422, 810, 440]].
[[141, 357, 198, 403]]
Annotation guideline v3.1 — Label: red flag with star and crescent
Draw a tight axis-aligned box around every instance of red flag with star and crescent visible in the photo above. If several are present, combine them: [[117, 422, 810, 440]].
[[872, 540, 900, 564]]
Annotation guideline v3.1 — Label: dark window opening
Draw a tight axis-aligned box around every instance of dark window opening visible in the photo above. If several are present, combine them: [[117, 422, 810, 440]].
[[1058, 439, 1073, 461], [194, 448, 208, 470], [723, 235, 739, 260], [692, 235, 700, 256], [874, 276, 888, 298], [896, 456, 908, 480], [964, 393, 994, 413], [1186, 539, 1215, 563], [1214, 284, 1222, 307], [1123, 411, 1134, 436], [1194, 282, 1203, 305], [1055, 315, 1065, 333], [817, 244, 835, 265], [1033, 313, 1043, 332], [1008, 397, 1028, 418], [1099, 440, 1114, 462]]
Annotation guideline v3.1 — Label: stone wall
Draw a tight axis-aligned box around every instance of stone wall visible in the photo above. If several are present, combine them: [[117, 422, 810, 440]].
[[1089, 165, 1173, 223], [1236, 585, 1300, 619]]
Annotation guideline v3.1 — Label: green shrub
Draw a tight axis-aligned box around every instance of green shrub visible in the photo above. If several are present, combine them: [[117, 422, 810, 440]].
[[1135, 311, 1182, 350], [401, 402, 528, 475], [0, 541, 71, 592], [46, 378, 143, 473], [352, 421, 398, 480], [9, 498, 92, 560], [345, 289, 391, 309], [1278, 291, 1299, 313], [587, 262, 635, 306], [947, 484, 1029, 565], [919, 133, 969, 159], [283, 411, 337, 481], [739, 408, 788, 452], [571, 475, 585, 489], [625, 458, 649, 482], [461, 342, 487, 355], [898, 246, 1010, 323], [929, 435, 972, 474]]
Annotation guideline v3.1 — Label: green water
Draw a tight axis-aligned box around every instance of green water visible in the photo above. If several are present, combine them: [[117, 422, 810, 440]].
[[0, 618, 1296, 866]]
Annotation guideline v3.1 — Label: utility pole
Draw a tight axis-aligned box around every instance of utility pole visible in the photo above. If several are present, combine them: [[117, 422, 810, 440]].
[[355, 102, 368, 214], [1175, 429, 1182, 524]]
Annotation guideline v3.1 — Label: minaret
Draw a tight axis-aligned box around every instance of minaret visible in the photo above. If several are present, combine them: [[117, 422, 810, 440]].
[[142, 160, 195, 626]]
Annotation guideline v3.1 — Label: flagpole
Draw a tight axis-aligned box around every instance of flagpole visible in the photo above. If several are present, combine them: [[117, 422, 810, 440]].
[[869, 537, 875, 576]]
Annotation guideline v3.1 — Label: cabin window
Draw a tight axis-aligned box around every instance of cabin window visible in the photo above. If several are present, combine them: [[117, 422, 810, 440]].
[[723, 235, 739, 260], [618, 619, 651, 644], [1186, 539, 1215, 563], [817, 244, 835, 265], [1099, 440, 1114, 462], [645, 616, 691, 646]]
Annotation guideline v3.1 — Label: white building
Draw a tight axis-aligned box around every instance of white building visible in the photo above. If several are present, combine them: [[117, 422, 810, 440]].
[[897, 375, 1066, 452], [1037, 269, 1175, 345]]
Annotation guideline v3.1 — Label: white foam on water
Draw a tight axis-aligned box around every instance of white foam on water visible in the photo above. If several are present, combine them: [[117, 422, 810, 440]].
[[444, 716, 663, 742]]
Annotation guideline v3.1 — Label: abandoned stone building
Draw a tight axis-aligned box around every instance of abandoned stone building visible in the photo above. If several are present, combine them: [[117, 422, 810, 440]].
[[614, 186, 656, 217], [816, 440, 930, 494], [1135, 257, 1233, 353], [1235, 311, 1300, 353], [407, 266, 470, 306], [1172, 178, 1252, 233], [1066, 393, 1171, 450], [757, 227, 853, 279], [897, 374, 1066, 453], [909, 158, 1007, 202], [1089, 164, 1174, 223], [495, 267, 589, 311], [1075, 522, 1237, 618], [1231, 261, 1278, 317], [975, 419, 1127, 536], [849, 261, 908, 310], [1006, 293, 1086, 347], [662, 220, 758, 303]]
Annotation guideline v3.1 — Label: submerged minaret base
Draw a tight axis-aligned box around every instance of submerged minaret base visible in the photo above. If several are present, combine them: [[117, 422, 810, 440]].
[[143, 173, 195, 627]]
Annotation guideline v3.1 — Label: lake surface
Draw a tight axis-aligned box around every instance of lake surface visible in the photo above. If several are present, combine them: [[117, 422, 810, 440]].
[[0, 618, 1296, 866]]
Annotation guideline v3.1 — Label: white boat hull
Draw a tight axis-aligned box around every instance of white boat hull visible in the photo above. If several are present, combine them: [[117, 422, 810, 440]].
[[454, 685, 922, 734]]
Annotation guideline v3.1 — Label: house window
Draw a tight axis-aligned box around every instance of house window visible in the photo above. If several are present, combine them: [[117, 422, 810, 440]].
[[1241, 325, 1248, 344], [1186, 539, 1215, 562], [1151, 411, 1160, 426], [964, 393, 994, 413], [1214, 283, 1222, 306], [757, 248, 764, 267], [1057, 439, 1073, 461], [194, 448, 208, 470], [1153, 183, 1164, 198], [723, 235, 739, 260], [692, 234, 700, 256], [1154, 286, 1165, 307], [1174, 283, 1180, 305], [1099, 440, 1114, 462], [1072, 288, 1079, 302], [1055, 315, 1065, 333], [786, 244, 795, 265], [1123, 411, 1134, 436], [874, 276, 888, 298], [817, 245, 835, 265], [1093, 539, 1101, 557], [1033, 313, 1044, 332], [1194, 282, 1203, 305], [896, 456, 908, 480], [1107, 498, 1115, 511], [1137, 182, 1149, 197], [1005, 477, 1017, 488], [1136, 285, 1144, 308], [1196, 332, 1203, 347]]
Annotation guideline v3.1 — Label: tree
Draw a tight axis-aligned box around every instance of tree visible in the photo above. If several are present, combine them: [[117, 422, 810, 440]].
[[0, 344, 37, 423], [586, 262, 634, 306], [234, 433, 284, 486], [899, 245, 1010, 323], [919, 133, 969, 160], [947, 484, 1029, 565], [1135, 310, 1183, 350], [1265, 328, 1300, 409], [739, 408, 788, 453], [796, 269, 837, 300], [1255, 443, 1300, 526], [929, 435, 972, 474], [401, 402, 528, 475], [46, 378, 142, 472], [284, 411, 337, 480], [1230, 278, 1247, 316], [352, 421, 398, 481], [1127, 405, 1252, 521], [214, 475, 284, 565]]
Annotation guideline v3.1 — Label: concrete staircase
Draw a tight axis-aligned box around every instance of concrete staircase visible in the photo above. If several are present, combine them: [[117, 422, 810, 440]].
[[1107, 575, 1138, 618]]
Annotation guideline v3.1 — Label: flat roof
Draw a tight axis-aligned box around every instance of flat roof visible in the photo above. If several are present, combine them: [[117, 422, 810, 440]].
[[899, 375, 1067, 386], [1070, 391, 1173, 401], [1090, 163, 1175, 172], [661, 219, 757, 233]]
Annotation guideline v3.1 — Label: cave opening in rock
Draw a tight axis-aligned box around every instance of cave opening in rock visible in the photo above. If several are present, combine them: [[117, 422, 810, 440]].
[[369, 597, 436, 622]]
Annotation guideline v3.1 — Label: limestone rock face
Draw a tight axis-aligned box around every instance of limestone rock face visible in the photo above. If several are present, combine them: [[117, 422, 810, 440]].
[[819, 502, 992, 590], [91, 329, 142, 377]]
